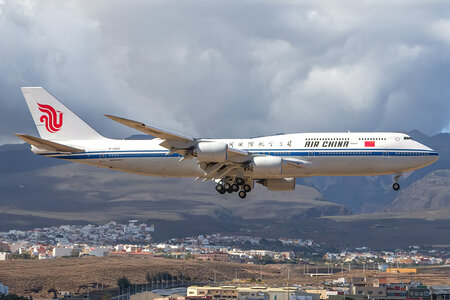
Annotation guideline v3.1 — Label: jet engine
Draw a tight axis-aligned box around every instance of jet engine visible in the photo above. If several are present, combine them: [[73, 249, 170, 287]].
[[195, 142, 228, 162], [258, 178, 295, 191], [251, 156, 283, 176]]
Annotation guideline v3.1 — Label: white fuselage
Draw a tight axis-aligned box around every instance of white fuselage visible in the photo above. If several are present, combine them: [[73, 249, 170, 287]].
[[35, 132, 439, 179]]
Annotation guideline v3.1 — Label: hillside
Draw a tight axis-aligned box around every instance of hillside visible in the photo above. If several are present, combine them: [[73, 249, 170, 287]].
[[1, 257, 448, 299], [385, 169, 450, 212]]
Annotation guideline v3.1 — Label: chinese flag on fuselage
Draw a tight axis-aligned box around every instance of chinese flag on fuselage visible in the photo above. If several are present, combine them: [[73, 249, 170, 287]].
[[365, 141, 375, 147]]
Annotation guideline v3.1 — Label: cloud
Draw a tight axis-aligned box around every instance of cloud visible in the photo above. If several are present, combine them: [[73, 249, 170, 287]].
[[1, 0, 450, 144]]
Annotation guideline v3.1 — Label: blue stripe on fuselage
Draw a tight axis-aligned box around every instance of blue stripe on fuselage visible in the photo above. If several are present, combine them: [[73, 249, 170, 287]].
[[40, 149, 439, 160]]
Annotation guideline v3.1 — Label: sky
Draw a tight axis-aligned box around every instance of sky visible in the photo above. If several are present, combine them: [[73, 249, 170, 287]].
[[1, 0, 450, 144]]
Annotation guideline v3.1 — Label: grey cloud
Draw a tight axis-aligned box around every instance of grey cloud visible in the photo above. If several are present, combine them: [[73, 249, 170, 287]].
[[1, 0, 450, 144]]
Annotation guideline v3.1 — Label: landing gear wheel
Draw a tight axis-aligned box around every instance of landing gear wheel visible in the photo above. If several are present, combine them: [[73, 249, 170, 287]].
[[223, 183, 231, 190], [227, 187, 233, 193], [393, 183, 400, 191], [215, 184, 224, 193], [238, 191, 247, 199], [232, 184, 239, 192], [243, 184, 252, 193], [219, 189, 226, 194], [236, 178, 245, 186]]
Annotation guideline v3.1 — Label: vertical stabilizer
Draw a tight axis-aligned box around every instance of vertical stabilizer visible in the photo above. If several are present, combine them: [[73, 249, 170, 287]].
[[21, 87, 104, 141]]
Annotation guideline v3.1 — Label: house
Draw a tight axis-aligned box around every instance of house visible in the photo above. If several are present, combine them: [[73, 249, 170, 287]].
[[429, 286, 450, 300], [0, 283, 9, 296], [0, 252, 12, 261]]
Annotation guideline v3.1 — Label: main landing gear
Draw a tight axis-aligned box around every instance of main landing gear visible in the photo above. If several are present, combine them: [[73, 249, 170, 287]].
[[215, 177, 251, 199], [392, 174, 401, 191]]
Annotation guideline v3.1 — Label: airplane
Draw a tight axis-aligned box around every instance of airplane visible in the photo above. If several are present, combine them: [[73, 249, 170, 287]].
[[15, 87, 439, 199]]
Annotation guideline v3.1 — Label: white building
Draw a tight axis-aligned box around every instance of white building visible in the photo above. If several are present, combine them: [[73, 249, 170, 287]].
[[0, 283, 9, 295], [290, 294, 319, 300], [115, 244, 126, 252], [332, 278, 347, 285], [249, 250, 275, 257], [53, 247, 73, 257], [89, 247, 109, 257], [0, 252, 12, 261]]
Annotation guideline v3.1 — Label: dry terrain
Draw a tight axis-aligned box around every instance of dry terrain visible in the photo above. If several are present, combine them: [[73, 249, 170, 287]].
[[0, 257, 449, 299]]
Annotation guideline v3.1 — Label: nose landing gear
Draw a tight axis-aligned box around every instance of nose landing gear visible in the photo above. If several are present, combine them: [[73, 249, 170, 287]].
[[392, 174, 401, 191], [392, 182, 400, 191]]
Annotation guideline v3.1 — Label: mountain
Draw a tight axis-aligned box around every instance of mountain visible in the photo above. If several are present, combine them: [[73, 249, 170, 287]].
[[385, 169, 450, 212], [0, 143, 65, 174]]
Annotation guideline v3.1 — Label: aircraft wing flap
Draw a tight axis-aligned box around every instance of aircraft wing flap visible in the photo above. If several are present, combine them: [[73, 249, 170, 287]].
[[14, 134, 84, 153], [283, 157, 312, 168], [227, 147, 250, 162], [105, 115, 194, 142]]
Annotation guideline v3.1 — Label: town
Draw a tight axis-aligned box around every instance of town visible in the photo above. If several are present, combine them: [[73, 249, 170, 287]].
[[0, 221, 449, 300], [0, 221, 448, 266]]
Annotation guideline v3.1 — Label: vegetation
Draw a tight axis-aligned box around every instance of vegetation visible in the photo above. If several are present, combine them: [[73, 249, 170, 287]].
[[260, 255, 275, 264], [145, 271, 191, 283], [47, 288, 57, 299], [0, 294, 31, 300], [11, 253, 32, 260], [102, 293, 111, 300], [117, 277, 131, 291]]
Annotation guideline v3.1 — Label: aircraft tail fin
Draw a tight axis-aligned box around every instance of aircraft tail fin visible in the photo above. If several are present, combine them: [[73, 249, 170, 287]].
[[21, 87, 104, 141]]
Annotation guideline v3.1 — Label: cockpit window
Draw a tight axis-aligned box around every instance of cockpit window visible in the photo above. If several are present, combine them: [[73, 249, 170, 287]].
[[404, 136, 412, 140]]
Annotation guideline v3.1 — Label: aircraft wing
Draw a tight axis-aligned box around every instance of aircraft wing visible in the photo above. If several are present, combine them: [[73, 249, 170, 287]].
[[106, 115, 249, 161], [106, 115, 312, 179], [105, 115, 194, 142]]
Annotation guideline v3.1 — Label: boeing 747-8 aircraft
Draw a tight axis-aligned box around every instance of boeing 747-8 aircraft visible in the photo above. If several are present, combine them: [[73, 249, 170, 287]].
[[16, 87, 439, 199]]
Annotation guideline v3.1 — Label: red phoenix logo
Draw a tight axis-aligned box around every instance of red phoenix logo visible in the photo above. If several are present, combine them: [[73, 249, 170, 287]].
[[37, 103, 63, 133]]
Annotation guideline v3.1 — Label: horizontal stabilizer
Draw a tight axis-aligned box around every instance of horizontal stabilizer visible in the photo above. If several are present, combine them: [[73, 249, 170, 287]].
[[14, 134, 84, 153], [105, 115, 194, 142]]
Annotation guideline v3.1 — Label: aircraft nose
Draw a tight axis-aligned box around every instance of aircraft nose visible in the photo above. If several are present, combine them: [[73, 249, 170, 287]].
[[429, 149, 439, 162], [423, 144, 439, 164], [417, 141, 439, 165]]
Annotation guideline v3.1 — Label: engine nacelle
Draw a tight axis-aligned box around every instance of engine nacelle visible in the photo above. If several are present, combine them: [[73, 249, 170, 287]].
[[195, 142, 228, 162], [251, 156, 283, 176], [259, 178, 296, 191]]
